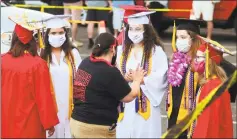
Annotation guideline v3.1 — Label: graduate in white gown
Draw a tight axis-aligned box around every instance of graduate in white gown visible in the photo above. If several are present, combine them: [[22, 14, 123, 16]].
[[41, 15, 82, 138], [116, 11, 168, 138]]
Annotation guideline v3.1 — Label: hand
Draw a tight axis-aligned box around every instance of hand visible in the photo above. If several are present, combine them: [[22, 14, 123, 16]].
[[124, 69, 133, 82], [47, 127, 55, 137], [132, 64, 147, 84]]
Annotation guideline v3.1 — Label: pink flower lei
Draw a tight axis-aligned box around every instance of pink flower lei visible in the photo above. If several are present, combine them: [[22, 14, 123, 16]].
[[168, 52, 191, 87]]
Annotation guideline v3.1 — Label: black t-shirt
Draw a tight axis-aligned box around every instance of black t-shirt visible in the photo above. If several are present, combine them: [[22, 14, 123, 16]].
[[72, 56, 131, 126]]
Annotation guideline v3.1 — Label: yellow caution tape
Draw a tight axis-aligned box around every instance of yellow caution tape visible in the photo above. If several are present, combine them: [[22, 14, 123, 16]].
[[14, 4, 191, 12], [68, 20, 100, 24]]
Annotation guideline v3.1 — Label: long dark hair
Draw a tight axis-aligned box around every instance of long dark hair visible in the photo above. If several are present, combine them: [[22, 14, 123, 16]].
[[123, 24, 164, 63], [9, 32, 38, 57], [41, 27, 76, 64]]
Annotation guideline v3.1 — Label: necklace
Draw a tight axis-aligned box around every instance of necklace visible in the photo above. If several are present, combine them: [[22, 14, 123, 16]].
[[168, 52, 191, 87]]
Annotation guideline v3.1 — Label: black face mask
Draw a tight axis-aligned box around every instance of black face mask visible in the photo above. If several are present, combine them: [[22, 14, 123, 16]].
[[111, 46, 117, 66], [111, 51, 117, 66]]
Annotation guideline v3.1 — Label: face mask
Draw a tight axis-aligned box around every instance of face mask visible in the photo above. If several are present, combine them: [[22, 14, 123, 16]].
[[128, 31, 144, 44], [176, 39, 191, 53], [111, 48, 117, 66], [192, 61, 205, 74], [48, 34, 66, 48]]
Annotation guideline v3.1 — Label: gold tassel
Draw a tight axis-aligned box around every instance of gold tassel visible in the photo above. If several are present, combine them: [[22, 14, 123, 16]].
[[172, 20, 177, 52], [38, 30, 45, 48], [205, 44, 209, 79]]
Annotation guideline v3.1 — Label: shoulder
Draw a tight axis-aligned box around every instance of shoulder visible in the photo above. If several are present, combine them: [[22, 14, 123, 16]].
[[79, 57, 89, 65], [33, 56, 48, 67], [1, 52, 10, 59], [152, 45, 167, 58], [202, 78, 222, 91], [106, 67, 123, 79], [71, 47, 80, 56]]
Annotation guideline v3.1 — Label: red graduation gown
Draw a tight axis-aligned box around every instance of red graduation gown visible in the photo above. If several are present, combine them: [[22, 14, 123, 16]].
[[192, 78, 233, 138], [1, 53, 59, 138]]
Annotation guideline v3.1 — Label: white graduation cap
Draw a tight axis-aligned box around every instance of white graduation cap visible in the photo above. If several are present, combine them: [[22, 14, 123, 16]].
[[125, 11, 156, 25], [43, 15, 72, 29]]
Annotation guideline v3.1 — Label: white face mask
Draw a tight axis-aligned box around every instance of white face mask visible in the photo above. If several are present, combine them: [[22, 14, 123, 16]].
[[176, 39, 191, 53], [48, 34, 66, 48], [128, 31, 144, 44]]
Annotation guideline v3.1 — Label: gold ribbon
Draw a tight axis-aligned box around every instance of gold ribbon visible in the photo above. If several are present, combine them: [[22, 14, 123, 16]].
[[67, 58, 74, 119]]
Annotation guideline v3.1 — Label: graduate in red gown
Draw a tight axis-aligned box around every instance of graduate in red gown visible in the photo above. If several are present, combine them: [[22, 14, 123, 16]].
[[191, 42, 233, 138], [1, 16, 59, 138]]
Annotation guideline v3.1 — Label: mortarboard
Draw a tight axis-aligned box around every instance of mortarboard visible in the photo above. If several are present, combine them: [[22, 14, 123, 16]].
[[177, 23, 200, 35], [120, 5, 149, 24], [43, 15, 71, 29], [8, 15, 45, 44], [125, 11, 156, 25], [197, 36, 233, 79]]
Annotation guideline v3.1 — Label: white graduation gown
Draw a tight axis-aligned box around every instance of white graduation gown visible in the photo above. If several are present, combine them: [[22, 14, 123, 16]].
[[116, 45, 168, 138], [47, 49, 82, 138]]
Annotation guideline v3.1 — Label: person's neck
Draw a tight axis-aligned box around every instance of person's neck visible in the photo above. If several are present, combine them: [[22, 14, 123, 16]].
[[133, 42, 143, 48], [51, 47, 61, 53], [95, 55, 111, 63]]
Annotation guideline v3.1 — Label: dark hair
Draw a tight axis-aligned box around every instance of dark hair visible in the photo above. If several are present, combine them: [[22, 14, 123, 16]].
[[92, 33, 117, 57], [9, 32, 38, 57], [123, 24, 164, 63], [41, 27, 75, 64]]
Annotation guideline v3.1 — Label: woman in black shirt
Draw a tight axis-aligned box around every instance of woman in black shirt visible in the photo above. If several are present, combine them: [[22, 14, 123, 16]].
[[70, 33, 146, 138]]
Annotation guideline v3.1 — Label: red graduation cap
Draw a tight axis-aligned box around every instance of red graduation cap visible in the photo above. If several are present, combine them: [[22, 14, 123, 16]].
[[197, 36, 233, 65], [14, 24, 33, 44], [198, 43, 223, 64], [120, 5, 149, 24]]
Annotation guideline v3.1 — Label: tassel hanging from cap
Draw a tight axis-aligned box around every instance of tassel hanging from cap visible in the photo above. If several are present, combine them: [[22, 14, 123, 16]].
[[172, 20, 177, 52], [38, 30, 45, 48], [205, 44, 209, 79]]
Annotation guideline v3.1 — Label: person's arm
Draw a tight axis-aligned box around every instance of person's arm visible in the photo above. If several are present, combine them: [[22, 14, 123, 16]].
[[107, 67, 145, 103], [33, 61, 59, 130], [121, 80, 141, 102]]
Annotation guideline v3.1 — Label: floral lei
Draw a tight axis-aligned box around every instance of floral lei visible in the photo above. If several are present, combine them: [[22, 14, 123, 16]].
[[168, 52, 191, 87]]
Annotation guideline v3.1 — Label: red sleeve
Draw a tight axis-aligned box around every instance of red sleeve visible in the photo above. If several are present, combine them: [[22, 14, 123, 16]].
[[34, 61, 59, 130]]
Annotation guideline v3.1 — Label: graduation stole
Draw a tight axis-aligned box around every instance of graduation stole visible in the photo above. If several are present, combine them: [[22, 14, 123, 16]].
[[47, 53, 76, 119], [166, 68, 199, 123], [118, 47, 152, 121]]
